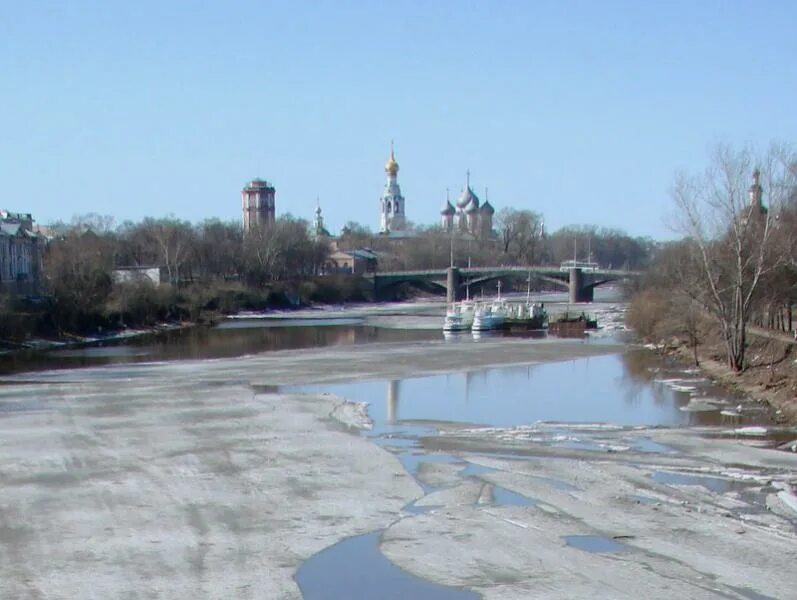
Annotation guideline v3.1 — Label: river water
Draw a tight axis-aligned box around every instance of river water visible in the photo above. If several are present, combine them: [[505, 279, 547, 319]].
[[0, 296, 789, 599]]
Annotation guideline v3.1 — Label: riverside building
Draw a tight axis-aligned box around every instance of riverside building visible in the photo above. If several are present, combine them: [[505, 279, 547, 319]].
[[0, 209, 42, 293], [242, 178, 276, 233]]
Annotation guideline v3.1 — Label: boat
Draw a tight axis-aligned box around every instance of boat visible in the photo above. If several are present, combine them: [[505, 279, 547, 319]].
[[548, 311, 598, 335], [471, 299, 508, 331], [505, 301, 548, 330], [502, 273, 547, 330], [443, 300, 475, 332]]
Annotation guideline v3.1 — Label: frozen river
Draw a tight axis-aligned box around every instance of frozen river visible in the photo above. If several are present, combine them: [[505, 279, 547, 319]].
[[1, 299, 796, 599]]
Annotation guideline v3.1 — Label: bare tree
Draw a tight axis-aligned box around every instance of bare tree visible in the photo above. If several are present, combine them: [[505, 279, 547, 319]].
[[243, 217, 329, 285], [195, 219, 244, 281], [496, 208, 545, 264], [671, 142, 797, 371], [43, 230, 115, 332], [120, 217, 195, 285]]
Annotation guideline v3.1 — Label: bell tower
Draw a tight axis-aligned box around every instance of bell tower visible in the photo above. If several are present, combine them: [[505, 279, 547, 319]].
[[379, 141, 406, 233]]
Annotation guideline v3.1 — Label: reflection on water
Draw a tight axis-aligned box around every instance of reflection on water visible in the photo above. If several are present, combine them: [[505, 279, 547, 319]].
[[0, 322, 439, 376], [294, 351, 761, 428]]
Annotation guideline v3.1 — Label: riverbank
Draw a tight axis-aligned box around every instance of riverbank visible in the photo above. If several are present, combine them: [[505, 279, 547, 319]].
[[1, 336, 796, 598], [0, 321, 193, 355], [657, 330, 797, 426]]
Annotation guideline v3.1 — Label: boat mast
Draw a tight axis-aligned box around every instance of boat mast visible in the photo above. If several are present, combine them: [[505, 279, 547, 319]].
[[526, 271, 531, 303]]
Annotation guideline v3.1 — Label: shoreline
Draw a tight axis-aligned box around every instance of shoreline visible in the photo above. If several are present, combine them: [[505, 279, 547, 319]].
[[654, 336, 797, 426], [0, 320, 196, 356]]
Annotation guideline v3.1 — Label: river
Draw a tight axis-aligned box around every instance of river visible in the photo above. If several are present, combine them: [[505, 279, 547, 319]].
[[0, 295, 796, 599]]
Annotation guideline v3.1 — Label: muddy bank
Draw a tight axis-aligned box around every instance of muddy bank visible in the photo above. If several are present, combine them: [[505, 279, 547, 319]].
[[657, 334, 797, 425]]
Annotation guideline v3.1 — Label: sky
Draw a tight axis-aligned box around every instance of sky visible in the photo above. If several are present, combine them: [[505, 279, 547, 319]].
[[1, 1, 796, 240]]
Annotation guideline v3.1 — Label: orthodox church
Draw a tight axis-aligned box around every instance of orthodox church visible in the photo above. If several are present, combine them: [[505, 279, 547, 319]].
[[440, 172, 494, 238]]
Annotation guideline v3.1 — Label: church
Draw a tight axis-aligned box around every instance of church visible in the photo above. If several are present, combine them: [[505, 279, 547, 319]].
[[440, 172, 494, 238], [377, 145, 494, 239]]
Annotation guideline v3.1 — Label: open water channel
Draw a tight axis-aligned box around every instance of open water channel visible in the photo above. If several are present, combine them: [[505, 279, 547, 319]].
[[1, 295, 794, 599]]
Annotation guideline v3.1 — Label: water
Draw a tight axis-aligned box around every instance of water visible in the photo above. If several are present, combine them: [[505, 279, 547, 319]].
[[0, 293, 625, 376], [294, 531, 479, 600], [286, 349, 766, 598], [291, 352, 749, 428], [491, 486, 538, 507], [651, 470, 751, 494], [0, 321, 439, 375], [284, 344, 779, 597], [0, 301, 779, 598], [563, 535, 630, 553]]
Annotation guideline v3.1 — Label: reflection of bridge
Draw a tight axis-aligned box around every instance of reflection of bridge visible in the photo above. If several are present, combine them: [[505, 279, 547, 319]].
[[366, 266, 639, 303]]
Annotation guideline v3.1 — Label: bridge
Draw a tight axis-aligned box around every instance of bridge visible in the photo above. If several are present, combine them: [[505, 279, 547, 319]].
[[365, 266, 640, 303]]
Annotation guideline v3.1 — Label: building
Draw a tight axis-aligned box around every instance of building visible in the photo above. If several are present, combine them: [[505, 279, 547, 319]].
[[112, 266, 167, 287], [313, 199, 331, 239], [747, 168, 767, 220], [327, 247, 379, 275], [242, 178, 276, 233], [0, 210, 42, 293], [379, 143, 407, 233], [441, 172, 494, 238]]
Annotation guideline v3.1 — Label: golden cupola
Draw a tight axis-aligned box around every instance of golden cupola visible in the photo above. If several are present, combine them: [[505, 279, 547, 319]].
[[385, 143, 399, 176]]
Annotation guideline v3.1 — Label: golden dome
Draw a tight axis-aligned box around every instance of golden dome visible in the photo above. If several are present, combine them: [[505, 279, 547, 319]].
[[385, 143, 399, 175]]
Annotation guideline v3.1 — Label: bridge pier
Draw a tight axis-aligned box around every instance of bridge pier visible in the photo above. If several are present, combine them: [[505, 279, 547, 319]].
[[446, 267, 462, 304], [569, 268, 594, 303]]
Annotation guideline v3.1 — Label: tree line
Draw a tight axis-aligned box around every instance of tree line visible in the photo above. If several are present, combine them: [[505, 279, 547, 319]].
[[1, 205, 653, 339], [628, 142, 797, 372], [337, 212, 652, 272]]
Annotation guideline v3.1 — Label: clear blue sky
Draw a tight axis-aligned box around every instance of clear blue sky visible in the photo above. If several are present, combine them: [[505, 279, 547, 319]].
[[2, 1, 795, 240]]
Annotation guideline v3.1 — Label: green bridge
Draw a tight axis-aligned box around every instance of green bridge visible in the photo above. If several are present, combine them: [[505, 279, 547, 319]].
[[364, 266, 640, 303]]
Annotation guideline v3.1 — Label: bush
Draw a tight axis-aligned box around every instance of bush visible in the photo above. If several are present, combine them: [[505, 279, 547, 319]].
[[627, 288, 672, 341]]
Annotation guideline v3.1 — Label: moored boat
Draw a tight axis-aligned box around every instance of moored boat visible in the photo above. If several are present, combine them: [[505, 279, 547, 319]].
[[471, 300, 508, 331], [443, 300, 475, 332], [504, 302, 548, 330], [548, 311, 597, 335]]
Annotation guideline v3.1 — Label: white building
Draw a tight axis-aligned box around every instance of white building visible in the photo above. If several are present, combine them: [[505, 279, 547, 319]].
[[379, 143, 407, 233]]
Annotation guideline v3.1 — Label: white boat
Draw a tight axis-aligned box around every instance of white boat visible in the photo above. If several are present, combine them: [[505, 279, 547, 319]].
[[443, 301, 475, 332], [471, 300, 508, 331]]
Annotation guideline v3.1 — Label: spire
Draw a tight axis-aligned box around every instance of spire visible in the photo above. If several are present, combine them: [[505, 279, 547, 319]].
[[749, 168, 763, 207], [385, 140, 399, 176], [313, 196, 329, 238]]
